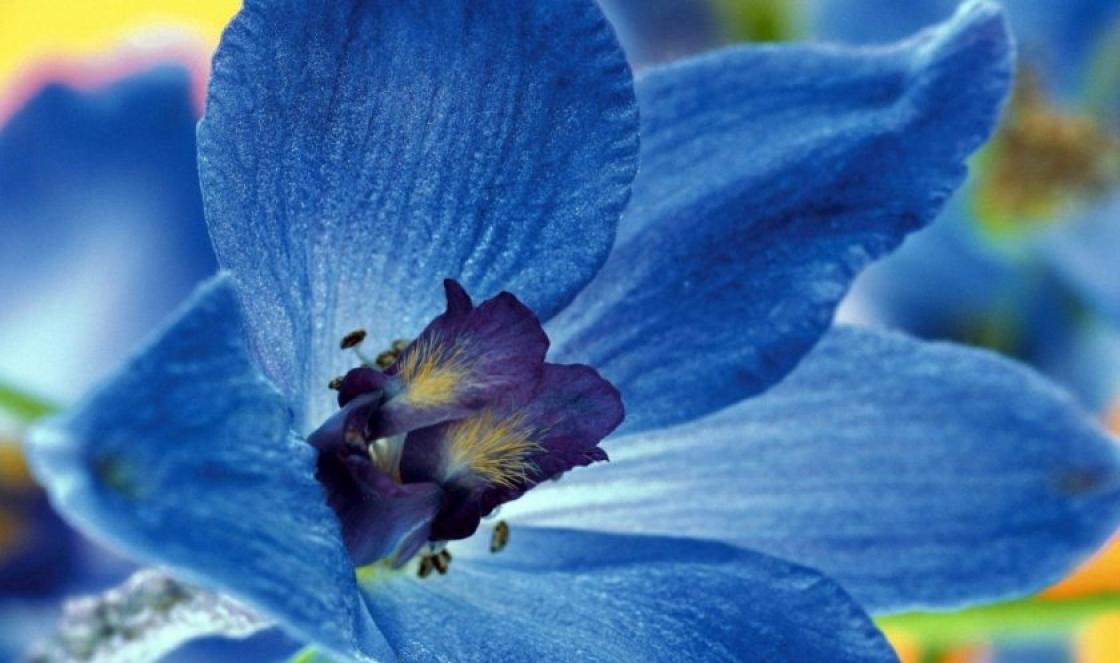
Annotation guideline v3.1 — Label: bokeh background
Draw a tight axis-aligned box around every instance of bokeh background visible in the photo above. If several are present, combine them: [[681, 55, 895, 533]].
[[1, 1, 1117, 661]]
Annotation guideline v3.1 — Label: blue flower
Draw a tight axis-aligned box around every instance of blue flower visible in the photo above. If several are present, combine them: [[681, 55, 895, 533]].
[[0, 66, 220, 660], [22, 1, 1120, 660], [813, 0, 1120, 408], [0, 66, 218, 402]]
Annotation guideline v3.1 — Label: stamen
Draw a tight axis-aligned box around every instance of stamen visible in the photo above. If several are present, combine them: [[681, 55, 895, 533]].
[[376, 339, 411, 369], [490, 520, 510, 553], [327, 377, 343, 391], [339, 329, 367, 349], [338, 329, 376, 365], [415, 548, 452, 578]]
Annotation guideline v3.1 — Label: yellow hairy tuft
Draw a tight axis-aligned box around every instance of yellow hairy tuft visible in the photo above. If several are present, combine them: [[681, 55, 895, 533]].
[[398, 334, 468, 406], [443, 410, 541, 488]]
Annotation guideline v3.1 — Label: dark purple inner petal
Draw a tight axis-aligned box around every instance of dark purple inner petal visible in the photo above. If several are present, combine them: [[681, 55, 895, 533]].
[[315, 449, 441, 567], [310, 282, 623, 561]]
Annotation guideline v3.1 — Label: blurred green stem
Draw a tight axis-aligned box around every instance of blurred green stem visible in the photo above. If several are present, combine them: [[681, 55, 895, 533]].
[[878, 592, 1120, 647], [0, 379, 57, 423]]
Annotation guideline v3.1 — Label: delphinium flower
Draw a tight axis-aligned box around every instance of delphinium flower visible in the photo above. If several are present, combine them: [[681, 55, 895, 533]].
[[814, 0, 1120, 412], [22, 1, 1120, 661]]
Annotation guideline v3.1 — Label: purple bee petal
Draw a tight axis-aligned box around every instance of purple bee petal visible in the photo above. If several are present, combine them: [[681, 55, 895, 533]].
[[336, 367, 388, 407], [372, 280, 549, 436], [400, 363, 623, 541], [315, 450, 442, 568]]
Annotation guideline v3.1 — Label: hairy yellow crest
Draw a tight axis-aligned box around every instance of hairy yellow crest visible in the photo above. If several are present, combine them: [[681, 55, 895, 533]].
[[397, 334, 468, 406], [442, 410, 541, 488]]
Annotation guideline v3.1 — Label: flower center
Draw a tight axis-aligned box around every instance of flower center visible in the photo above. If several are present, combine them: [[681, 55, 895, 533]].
[[975, 70, 1120, 230], [307, 280, 624, 574]]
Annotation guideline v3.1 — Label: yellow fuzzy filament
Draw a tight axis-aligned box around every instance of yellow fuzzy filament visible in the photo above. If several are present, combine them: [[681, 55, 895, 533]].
[[396, 334, 469, 407], [442, 410, 541, 488]]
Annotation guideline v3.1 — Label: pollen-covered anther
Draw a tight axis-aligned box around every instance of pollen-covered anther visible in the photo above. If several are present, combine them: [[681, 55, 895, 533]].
[[339, 329, 367, 349], [490, 520, 509, 553], [327, 377, 343, 391], [416, 548, 452, 578], [375, 339, 410, 369]]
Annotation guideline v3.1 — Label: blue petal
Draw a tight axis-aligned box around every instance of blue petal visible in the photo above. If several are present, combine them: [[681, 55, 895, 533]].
[[507, 326, 1120, 612], [197, 0, 639, 427], [360, 527, 895, 662], [547, 1, 1013, 434], [0, 67, 216, 399], [812, 0, 1120, 97], [23, 276, 392, 662]]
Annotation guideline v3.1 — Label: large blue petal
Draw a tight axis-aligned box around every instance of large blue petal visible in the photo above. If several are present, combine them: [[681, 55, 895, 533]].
[[23, 276, 391, 662], [547, 1, 1013, 434], [198, 0, 639, 427], [508, 326, 1120, 612], [0, 67, 216, 400], [360, 527, 895, 662], [812, 0, 1120, 97]]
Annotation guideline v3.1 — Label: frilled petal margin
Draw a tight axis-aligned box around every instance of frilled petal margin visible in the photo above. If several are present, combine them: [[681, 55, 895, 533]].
[[22, 276, 391, 663], [198, 0, 639, 427], [507, 326, 1120, 613], [361, 527, 896, 662], [546, 0, 1013, 434]]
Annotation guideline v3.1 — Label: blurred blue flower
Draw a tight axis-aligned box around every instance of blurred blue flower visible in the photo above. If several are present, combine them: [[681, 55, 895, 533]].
[[0, 64, 299, 663], [0, 66, 217, 403], [815, 0, 1120, 409], [21, 1, 1120, 660], [0, 64, 222, 660]]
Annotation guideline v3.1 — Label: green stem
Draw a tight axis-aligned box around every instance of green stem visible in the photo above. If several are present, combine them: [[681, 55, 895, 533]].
[[0, 379, 57, 423], [285, 646, 336, 663]]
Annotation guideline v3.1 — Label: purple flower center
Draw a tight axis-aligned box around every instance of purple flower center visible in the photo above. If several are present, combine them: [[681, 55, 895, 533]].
[[308, 280, 623, 568]]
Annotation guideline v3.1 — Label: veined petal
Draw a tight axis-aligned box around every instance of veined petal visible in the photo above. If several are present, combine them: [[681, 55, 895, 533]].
[[360, 527, 895, 662], [197, 0, 639, 428], [0, 67, 215, 400], [547, 1, 1013, 434], [23, 276, 391, 662], [508, 327, 1120, 612]]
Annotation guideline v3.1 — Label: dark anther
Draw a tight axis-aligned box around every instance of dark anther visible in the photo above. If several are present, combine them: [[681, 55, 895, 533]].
[[417, 556, 435, 578], [340, 329, 367, 349], [328, 377, 343, 390], [432, 550, 451, 575], [490, 520, 510, 553], [375, 339, 411, 368]]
